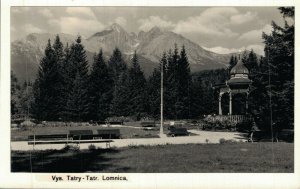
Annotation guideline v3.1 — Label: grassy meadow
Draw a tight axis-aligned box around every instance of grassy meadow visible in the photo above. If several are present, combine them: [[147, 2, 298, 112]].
[[11, 142, 293, 173]]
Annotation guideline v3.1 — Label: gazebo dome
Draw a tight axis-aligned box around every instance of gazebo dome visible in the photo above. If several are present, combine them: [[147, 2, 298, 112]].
[[227, 56, 251, 87], [230, 58, 249, 75]]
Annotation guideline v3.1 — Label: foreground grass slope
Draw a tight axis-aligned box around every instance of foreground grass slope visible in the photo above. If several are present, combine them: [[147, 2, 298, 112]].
[[11, 142, 293, 173]]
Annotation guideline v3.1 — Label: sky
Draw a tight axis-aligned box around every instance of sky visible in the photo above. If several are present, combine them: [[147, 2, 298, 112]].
[[11, 7, 286, 55]]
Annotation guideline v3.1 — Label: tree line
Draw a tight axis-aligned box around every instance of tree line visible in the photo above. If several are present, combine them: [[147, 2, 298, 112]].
[[11, 36, 201, 121], [11, 7, 294, 130]]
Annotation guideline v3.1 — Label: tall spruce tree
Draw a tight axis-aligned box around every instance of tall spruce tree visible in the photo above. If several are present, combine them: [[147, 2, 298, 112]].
[[127, 51, 147, 120], [175, 45, 191, 119], [108, 48, 129, 116], [11, 71, 21, 115], [32, 39, 60, 120], [189, 75, 204, 118], [52, 35, 66, 120], [228, 55, 237, 71], [244, 49, 259, 80], [108, 48, 127, 84], [260, 7, 294, 130], [110, 71, 130, 116], [65, 36, 90, 121], [88, 49, 113, 121], [164, 45, 180, 119], [147, 67, 161, 119]]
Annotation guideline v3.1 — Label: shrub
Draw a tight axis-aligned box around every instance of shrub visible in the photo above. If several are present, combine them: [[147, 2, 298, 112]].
[[88, 144, 96, 151], [106, 116, 135, 122], [219, 138, 226, 144], [62, 144, 80, 151], [205, 139, 209, 144], [219, 138, 237, 144], [128, 144, 138, 148]]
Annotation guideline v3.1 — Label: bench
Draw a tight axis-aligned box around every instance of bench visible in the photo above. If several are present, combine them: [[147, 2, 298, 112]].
[[28, 139, 113, 148], [69, 130, 94, 140], [28, 129, 115, 148], [97, 129, 120, 139], [167, 127, 189, 137], [28, 134, 68, 141]]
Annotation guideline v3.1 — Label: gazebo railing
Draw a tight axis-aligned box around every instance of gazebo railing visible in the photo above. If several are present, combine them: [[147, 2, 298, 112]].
[[205, 115, 252, 123]]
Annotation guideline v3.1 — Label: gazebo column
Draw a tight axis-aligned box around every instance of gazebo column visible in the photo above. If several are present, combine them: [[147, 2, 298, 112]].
[[218, 93, 223, 115], [245, 92, 249, 114], [229, 92, 232, 115]]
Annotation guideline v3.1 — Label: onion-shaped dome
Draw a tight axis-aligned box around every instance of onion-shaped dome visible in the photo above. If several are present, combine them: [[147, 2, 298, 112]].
[[230, 58, 249, 75], [227, 56, 251, 88]]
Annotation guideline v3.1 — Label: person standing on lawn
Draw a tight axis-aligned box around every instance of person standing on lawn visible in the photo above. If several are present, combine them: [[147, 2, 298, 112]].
[[248, 115, 259, 143]]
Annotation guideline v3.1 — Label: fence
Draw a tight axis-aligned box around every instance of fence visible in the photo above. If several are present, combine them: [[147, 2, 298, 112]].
[[204, 115, 252, 124]]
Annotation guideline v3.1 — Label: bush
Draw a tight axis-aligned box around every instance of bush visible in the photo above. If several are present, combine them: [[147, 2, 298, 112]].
[[219, 138, 237, 144], [106, 116, 135, 122], [236, 120, 252, 132], [88, 144, 96, 151], [62, 144, 80, 151], [128, 144, 138, 148]]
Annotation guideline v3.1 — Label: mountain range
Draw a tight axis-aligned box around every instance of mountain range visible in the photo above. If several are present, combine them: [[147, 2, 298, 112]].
[[11, 23, 234, 82]]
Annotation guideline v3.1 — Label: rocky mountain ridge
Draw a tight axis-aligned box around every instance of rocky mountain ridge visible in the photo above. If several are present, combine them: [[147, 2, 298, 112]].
[[11, 23, 233, 82]]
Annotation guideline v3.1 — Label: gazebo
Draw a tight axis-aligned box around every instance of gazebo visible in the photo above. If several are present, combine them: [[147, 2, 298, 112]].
[[215, 56, 252, 116]]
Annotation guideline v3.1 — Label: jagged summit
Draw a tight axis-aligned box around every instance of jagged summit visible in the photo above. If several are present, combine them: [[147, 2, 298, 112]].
[[11, 24, 234, 82], [148, 26, 161, 33], [110, 23, 124, 32], [88, 23, 126, 39]]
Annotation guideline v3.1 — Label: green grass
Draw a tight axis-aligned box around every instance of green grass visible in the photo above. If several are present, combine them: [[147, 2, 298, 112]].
[[11, 142, 293, 173], [11, 125, 160, 141]]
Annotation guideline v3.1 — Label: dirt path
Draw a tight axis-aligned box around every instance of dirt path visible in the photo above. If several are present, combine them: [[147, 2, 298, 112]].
[[11, 130, 247, 151]]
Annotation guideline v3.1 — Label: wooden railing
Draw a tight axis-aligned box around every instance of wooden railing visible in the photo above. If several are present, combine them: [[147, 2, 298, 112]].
[[204, 115, 252, 123]]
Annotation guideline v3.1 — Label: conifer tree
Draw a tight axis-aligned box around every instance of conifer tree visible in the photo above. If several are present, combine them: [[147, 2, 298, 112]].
[[260, 7, 294, 130], [244, 49, 259, 80], [175, 45, 191, 119], [127, 51, 147, 119], [228, 55, 237, 71], [164, 45, 180, 119], [65, 36, 90, 121], [52, 35, 66, 119], [88, 49, 113, 121], [32, 39, 60, 120], [11, 71, 21, 115], [147, 67, 161, 119], [110, 71, 130, 116], [108, 48, 127, 84], [189, 75, 204, 118], [108, 48, 129, 116]]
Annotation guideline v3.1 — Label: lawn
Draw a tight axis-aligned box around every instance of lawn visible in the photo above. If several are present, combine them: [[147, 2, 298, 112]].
[[11, 142, 293, 173], [11, 125, 160, 141]]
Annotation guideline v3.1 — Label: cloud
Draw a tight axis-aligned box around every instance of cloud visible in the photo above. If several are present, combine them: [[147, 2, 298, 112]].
[[49, 17, 106, 38], [238, 24, 272, 42], [204, 44, 264, 55], [230, 11, 257, 24], [38, 8, 54, 18], [203, 46, 243, 54], [138, 16, 175, 31], [174, 7, 258, 38], [246, 44, 264, 55], [22, 24, 44, 34], [66, 7, 96, 19], [174, 7, 240, 37], [114, 17, 127, 27]]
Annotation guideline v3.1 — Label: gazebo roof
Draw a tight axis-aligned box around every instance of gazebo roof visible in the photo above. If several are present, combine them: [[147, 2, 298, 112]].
[[227, 77, 252, 85], [230, 58, 249, 75]]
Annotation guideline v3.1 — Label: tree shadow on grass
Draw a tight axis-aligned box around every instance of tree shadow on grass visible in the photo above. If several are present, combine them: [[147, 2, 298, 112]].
[[11, 148, 131, 173]]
